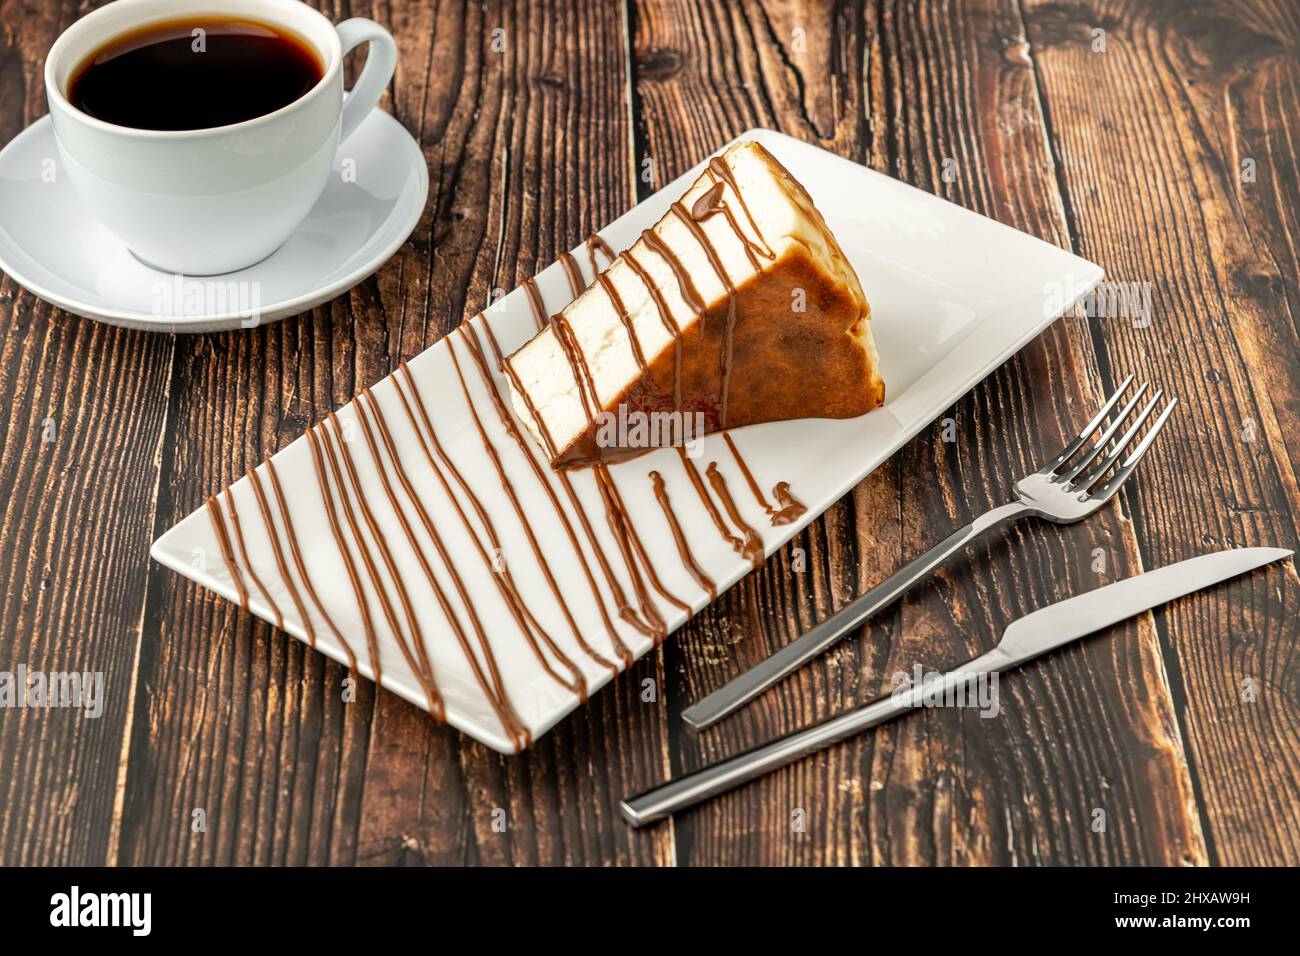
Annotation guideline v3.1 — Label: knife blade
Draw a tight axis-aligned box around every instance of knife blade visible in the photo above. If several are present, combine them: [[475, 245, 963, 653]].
[[996, 546, 1294, 666], [620, 547, 1293, 827]]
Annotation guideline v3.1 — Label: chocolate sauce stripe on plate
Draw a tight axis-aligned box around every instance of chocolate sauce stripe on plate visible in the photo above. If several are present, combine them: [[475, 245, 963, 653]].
[[592, 463, 670, 637], [304, 425, 382, 682], [558, 250, 586, 299], [394, 361, 611, 676], [262, 456, 360, 670], [244, 465, 317, 646], [221, 484, 285, 630], [317, 411, 443, 718], [205, 496, 250, 611], [598, 462, 690, 621], [393, 364, 602, 687], [722, 433, 807, 527], [354, 386, 536, 748], [705, 461, 765, 570], [482, 302, 673, 641], [521, 277, 547, 331], [650, 469, 716, 602], [585, 232, 616, 275]]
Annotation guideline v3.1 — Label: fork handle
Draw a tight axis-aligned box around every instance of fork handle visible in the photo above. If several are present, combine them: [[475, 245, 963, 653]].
[[625, 650, 1011, 826], [680, 500, 1031, 731]]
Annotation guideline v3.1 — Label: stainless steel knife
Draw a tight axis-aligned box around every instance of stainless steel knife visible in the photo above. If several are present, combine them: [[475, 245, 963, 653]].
[[621, 547, 1293, 828]]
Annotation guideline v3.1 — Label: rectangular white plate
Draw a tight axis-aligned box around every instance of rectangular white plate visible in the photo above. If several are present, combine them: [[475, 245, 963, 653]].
[[152, 128, 1102, 753]]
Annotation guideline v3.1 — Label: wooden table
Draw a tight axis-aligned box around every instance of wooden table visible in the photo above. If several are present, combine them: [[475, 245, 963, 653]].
[[1, 0, 1297, 867]]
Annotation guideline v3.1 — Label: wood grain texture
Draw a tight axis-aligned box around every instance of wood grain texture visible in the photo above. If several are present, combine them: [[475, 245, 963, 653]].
[[0, 0, 1294, 866], [0, 0, 174, 867], [1020, 0, 1300, 864]]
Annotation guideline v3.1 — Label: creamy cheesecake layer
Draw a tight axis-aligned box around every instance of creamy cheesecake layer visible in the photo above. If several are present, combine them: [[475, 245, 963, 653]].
[[507, 140, 885, 467]]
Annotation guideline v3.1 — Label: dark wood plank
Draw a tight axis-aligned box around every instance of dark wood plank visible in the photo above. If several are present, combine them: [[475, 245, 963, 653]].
[[0, 1, 175, 865], [631, 0, 1209, 864], [115, 0, 673, 867], [1020, 0, 1300, 864]]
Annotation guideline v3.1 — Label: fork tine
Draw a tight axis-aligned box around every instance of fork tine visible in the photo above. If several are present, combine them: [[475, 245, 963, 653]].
[[1073, 389, 1163, 491], [1086, 398, 1178, 500], [1039, 373, 1135, 474], [1059, 382, 1150, 484]]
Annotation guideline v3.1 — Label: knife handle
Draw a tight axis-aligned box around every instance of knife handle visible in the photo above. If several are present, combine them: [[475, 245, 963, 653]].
[[681, 500, 1030, 731], [623, 653, 1008, 827]]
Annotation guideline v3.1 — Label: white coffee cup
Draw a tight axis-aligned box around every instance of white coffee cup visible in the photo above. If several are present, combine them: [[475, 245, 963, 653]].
[[44, 0, 397, 275]]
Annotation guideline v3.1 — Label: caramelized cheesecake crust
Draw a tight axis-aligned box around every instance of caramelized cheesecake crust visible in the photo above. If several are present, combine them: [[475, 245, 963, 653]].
[[507, 140, 885, 468]]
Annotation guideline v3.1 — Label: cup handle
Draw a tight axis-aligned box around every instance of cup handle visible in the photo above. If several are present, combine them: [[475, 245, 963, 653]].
[[335, 19, 398, 144]]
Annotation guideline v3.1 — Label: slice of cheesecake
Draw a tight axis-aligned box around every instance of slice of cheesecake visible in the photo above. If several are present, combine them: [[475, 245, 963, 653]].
[[505, 139, 885, 468]]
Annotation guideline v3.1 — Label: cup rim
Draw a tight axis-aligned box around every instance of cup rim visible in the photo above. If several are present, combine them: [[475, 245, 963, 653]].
[[44, 0, 343, 139]]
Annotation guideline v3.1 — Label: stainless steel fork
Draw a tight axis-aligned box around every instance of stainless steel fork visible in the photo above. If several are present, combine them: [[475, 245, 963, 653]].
[[681, 374, 1178, 731]]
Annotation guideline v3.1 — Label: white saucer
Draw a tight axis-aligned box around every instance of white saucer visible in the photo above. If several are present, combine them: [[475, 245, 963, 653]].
[[0, 110, 428, 332]]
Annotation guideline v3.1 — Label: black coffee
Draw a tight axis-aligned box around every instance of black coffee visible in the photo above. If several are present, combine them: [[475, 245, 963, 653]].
[[68, 17, 323, 131]]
